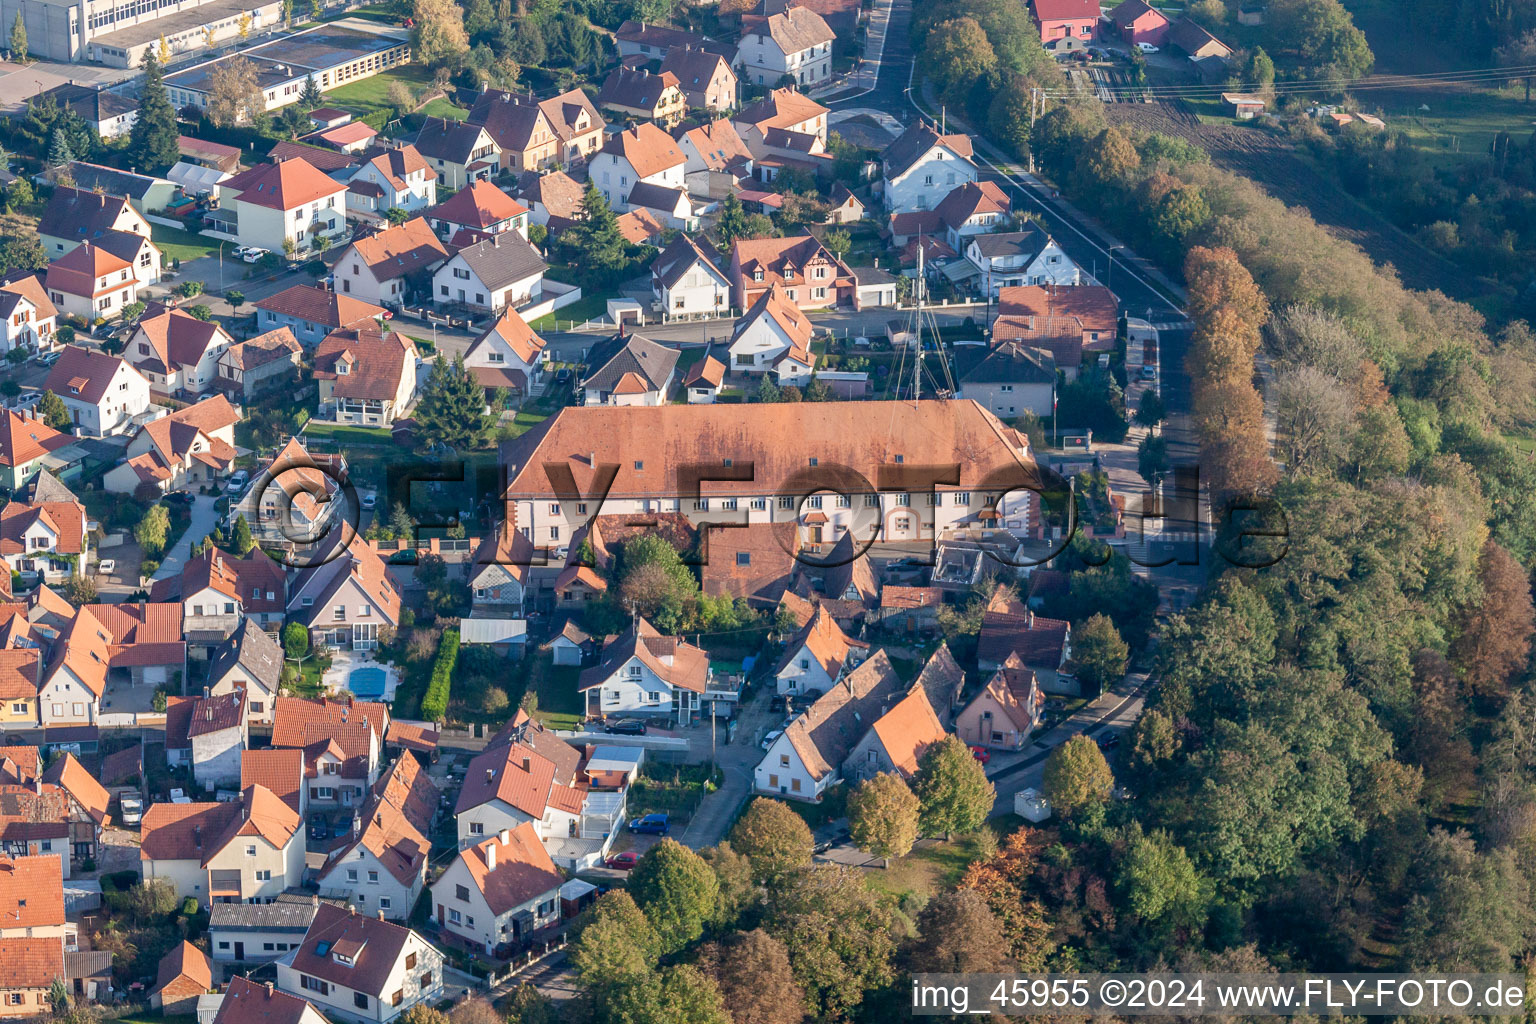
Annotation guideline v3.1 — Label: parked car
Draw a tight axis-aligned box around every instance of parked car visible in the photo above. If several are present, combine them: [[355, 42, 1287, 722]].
[[362, 490, 378, 510], [554, 368, 572, 386], [802, 688, 825, 701], [1141, 364, 1158, 381], [308, 816, 330, 841], [225, 470, 249, 494], [969, 745, 992, 765], [1136, 41, 1160, 52], [605, 851, 640, 871], [118, 796, 143, 827], [1098, 733, 1122, 750], [35, 350, 60, 368], [768, 694, 791, 713], [164, 490, 195, 506], [761, 729, 783, 751], [242, 247, 270, 264], [605, 717, 647, 736], [96, 559, 116, 577], [628, 813, 670, 835]]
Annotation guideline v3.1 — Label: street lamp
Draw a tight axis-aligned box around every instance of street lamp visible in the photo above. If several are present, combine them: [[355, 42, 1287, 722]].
[[218, 239, 228, 293], [1106, 244, 1124, 291]]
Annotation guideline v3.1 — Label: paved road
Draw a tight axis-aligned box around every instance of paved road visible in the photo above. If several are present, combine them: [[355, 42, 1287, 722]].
[[828, 0, 914, 115], [680, 690, 784, 850]]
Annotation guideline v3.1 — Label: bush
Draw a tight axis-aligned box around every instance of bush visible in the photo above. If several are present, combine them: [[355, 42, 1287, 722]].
[[420, 628, 459, 722]]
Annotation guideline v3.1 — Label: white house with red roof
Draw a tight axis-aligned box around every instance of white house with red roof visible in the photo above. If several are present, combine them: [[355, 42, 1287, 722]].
[[880, 121, 979, 213], [727, 234, 856, 311], [123, 306, 235, 396], [344, 144, 439, 225], [255, 285, 389, 350], [313, 328, 419, 426], [276, 901, 443, 1024], [724, 283, 816, 384], [214, 157, 348, 255], [430, 823, 562, 954], [0, 276, 58, 358], [462, 308, 546, 398], [215, 976, 330, 1024], [140, 784, 304, 906], [271, 696, 389, 809], [165, 690, 249, 790], [737, 5, 836, 87], [0, 494, 88, 578], [312, 755, 436, 920], [150, 546, 287, 642], [578, 617, 711, 724], [424, 180, 530, 244], [44, 242, 140, 322], [286, 532, 403, 650], [588, 123, 687, 213], [43, 345, 154, 436], [104, 394, 240, 495], [0, 412, 70, 492], [332, 219, 451, 308], [232, 437, 349, 546]]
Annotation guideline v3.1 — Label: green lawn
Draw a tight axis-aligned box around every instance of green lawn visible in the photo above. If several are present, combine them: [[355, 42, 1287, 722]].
[[500, 408, 550, 439], [325, 64, 435, 120], [529, 294, 608, 331], [862, 835, 987, 901], [302, 421, 396, 447], [291, 653, 333, 697], [526, 660, 583, 730], [151, 224, 221, 262], [418, 97, 468, 121]]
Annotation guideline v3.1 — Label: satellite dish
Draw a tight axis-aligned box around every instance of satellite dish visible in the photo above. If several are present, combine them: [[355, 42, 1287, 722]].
[[1419, 103, 1430, 111]]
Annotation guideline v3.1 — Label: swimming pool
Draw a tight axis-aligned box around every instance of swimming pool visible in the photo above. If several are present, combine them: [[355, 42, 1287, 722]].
[[349, 666, 388, 698]]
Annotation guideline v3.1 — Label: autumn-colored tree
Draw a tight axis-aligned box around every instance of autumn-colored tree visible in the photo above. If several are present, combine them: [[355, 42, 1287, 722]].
[[447, 999, 501, 1024], [957, 829, 1051, 969], [1078, 127, 1140, 193], [1184, 245, 1270, 331], [912, 735, 996, 839], [206, 55, 265, 126], [696, 929, 806, 1024], [1042, 735, 1114, 818], [924, 17, 997, 103], [729, 798, 813, 884], [411, 0, 469, 65], [1192, 378, 1278, 498], [1451, 539, 1535, 697], [904, 889, 1012, 972], [847, 772, 920, 867]]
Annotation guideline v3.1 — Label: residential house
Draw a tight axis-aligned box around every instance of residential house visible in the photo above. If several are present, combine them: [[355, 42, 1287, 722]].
[[0, 413, 70, 495], [552, 566, 607, 609], [953, 341, 1057, 417], [285, 532, 403, 651], [59, 164, 175, 217], [276, 902, 444, 1024], [213, 158, 348, 255], [651, 235, 731, 319], [1000, 284, 1117, 344], [910, 642, 967, 722], [728, 235, 856, 310], [271, 695, 388, 809], [0, 494, 88, 580], [676, 119, 754, 198], [1030, 0, 1099, 51], [94, 228, 163, 291], [989, 316, 1091, 380], [0, 276, 58, 359], [807, 531, 881, 624], [662, 46, 738, 113], [254, 286, 387, 349], [514, 171, 586, 230], [466, 88, 606, 171], [881, 122, 978, 213], [232, 437, 349, 545], [826, 185, 866, 224], [0, 857, 70, 943], [0, 937, 66, 1016], [37, 186, 152, 260], [545, 622, 594, 666], [313, 755, 436, 920], [615, 21, 735, 61], [149, 941, 214, 1014], [150, 547, 287, 642], [215, 976, 330, 1024], [467, 526, 535, 617], [0, 650, 40, 732], [877, 586, 943, 634], [430, 824, 562, 955], [331, 219, 451, 307], [431, 234, 548, 315], [977, 609, 1076, 692], [239, 746, 308, 816], [840, 685, 948, 785], [409, 117, 499, 190], [208, 620, 286, 726], [1167, 16, 1233, 58], [122, 307, 235, 396], [0, 791, 71, 877], [313, 329, 419, 427], [578, 617, 710, 724], [1107, 0, 1170, 45], [699, 521, 798, 607], [139, 784, 305, 906], [682, 354, 725, 403], [215, 328, 304, 402], [105, 395, 239, 495], [579, 332, 680, 406], [209, 897, 322, 963], [589, 124, 687, 213], [934, 181, 1011, 250], [39, 753, 109, 864], [43, 244, 140, 323], [955, 653, 1040, 751], [738, 5, 836, 87], [597, 67, 687, 126], [424, 181, 531, 243], [42, 82, 139, 138], [32, 607, 129, 726], [732, 89, 831, 177], [345, 145, 438, 224], [725, 284, 815, 384], [772, 604, 867, 695], [0, 749, 39, 788], [462, 308, 547, 399], [168, 690, 248, 791], [616, 206, 672, 244], [966, 228, 1083, 295]]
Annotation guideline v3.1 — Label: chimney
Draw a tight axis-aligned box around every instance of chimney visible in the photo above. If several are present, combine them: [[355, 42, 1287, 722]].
[[1025, 610, 1034, 628], [520, 756, 531, 772], [486, 842, 496, 871], [499, 828, 511, 845], [311, 894, 320, 907], [203, 686, 210, 698], [265, 982, 274, 997], [485, 768, 494, 784], [193, 824, 202, 848]]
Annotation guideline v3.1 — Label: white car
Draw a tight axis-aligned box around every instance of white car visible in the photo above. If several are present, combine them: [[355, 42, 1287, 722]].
[[362, 491, 378, 510], [1136, 41, 1159, 53], [97, 559, 116, 576], [225, 470, 249, 493], [760, 729, 783, 751], [242, 247, 270, 264]]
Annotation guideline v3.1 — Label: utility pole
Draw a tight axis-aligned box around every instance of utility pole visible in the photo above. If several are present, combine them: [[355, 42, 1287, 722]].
[[1028, 88, 1040, 174]]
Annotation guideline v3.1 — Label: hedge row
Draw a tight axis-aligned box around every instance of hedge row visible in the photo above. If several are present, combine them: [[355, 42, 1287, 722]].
[[420, 628, 459, 722]]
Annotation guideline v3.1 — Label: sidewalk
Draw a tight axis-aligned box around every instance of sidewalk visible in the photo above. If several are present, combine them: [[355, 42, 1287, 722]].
[[151, 494, 220, 582], [810, 0, 895, 101]]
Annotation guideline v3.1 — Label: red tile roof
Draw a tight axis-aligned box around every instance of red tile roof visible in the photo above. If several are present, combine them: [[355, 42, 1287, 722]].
[[0, 412, 68, 470], [215, 975, 315, 1024], [427, 180, 528, 230], [313, 328, 414, 402], [0, 856, 63, 930], [44, 345, 137, 405], [40, 752, 109, 825], [240, 748, 306, 814], [455, 822, 563, 915], [254, 285, 387, 331], [222, 157, 347, 211], [0, 937, 65, 989], [44, 243, 133, 299]]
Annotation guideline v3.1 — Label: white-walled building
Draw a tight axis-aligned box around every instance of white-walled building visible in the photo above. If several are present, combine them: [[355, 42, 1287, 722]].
[[737, 5, 836, 87], [577, 618, 710, 724], [43, 243, 140, 323], [430, 824, 563, 955], [588, 123, 687, 213], [276, 902, 443, 1024], [332, 218, 450, 308], [724, 284, 815, 384], [42, 345, 153, 437], [881, 122, 979, 213], [139, 784, 305, 906], [211, 158, 348, 257], [965, 229, 1083, 295], [650, 235, 731, 319]]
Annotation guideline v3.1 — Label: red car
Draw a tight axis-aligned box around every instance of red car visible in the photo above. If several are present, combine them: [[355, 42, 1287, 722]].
[[605, 851, 639, 871], [969, 746, 992, 765]]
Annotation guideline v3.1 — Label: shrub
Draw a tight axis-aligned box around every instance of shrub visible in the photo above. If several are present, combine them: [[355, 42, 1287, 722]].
[[420, 628, 459, 722]]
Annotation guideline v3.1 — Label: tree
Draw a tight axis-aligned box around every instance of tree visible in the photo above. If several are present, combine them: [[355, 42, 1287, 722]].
[[299, 75, 323, 110], [905, 889, 1011, 972], [696, 930, 805, 1024], [47, 127, 73, 167], [412, 0, 470, 66], [823, 228, 851, 261], [1041, 734, 1113, 818], [847, 772, 920, 867], [617, 534, 697, 632], [237, 11, 252, 38], [134, 504, 170, 558], [699, 842, 756, 928], [5, 177, 33, 210], [924, 17, 997, 103], [385, 207, 411, 225], [37, 391, 70, 431], [282, 622, 311, 664], [912, 735, 995, 839], [1138, 434, 1169, 485], [729, 798, 813, 883], [987, 74, 1037, 161], [448, 1000, 500, 1024], [401, 1006, 450, 1024], [570, 891, 661, 1008], [1496, 30, 1536, 102], [226, 290, 246, 313], [502, 985, 552, 1024], [206, 55, 265, 126], [231, 514, 254, 555], [1451, 539, 1535, 697], [754, 375, 780, 403], [1117, 825, 1208, 929], [389, 502, 415, 539], [1073, 613, 1128, 697], [121, 301, 145, 323], [414, 353, 495, 452], [1247, 45, 1276, 89], [606, 965, 732, 1024], [9, 13, 25, 63], [1134, 387, 1165, 430], [61, 574, 97, 606], [762, 865, 897, 1021], [1272, 363, 1357, 477], [386, 80, 417, 114], [128, 50, 179, 174], [628, 838, 719, 954], [177, 279, 204, 299]]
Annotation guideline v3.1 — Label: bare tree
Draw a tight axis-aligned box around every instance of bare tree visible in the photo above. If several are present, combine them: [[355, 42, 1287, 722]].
[[1268, 304, 1366, 381], [206, 56, 265, 126], [1272, 364, 1357, 476]]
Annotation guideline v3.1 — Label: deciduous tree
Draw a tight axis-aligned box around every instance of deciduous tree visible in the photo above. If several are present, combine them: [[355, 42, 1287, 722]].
[[905, 888, 1012, 972], [699, 842, 756, 928], [1451, 539, 1535, 697], [206, 55, 265, 126], [1073, 613, 1129, 698], [762, 865, 897, 1022], [696, 929, 806, 1024], [411, 0, 469, 65], [628, 838, 720, 954], [847, 772, 920, 866], [1042, 734, 1113, 818], [912, 735, 995, 839], [729, 798, 813, 883]]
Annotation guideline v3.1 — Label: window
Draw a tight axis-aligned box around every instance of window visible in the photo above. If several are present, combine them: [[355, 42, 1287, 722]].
[[347, 869, 358, 882], [837, 495, 851, 508], [780, 754, 789, 766], [367, 870, 378, 883], [218, 942, 230, 950], [897, 493, 911, 507], [256, 869, 271, 881], [469, 822, 484, 835], [449, 909, 461, 924], [456, 884, 470, 901], [778, 496, 794, 509], [736, 552, 751, 566], [380, 897, 392, 909], [406, 953, 417, 970], [549, 526, 560, 540], [301, 976, 328, 995], [246, 845, 256, 857], [466, 915, 475, 926], [955, 492, 971, 505], [264, 943, 276, 952], [392, 992, 404, 1008], [354, 994, 369, 1010], [421, 973, 434, 989]]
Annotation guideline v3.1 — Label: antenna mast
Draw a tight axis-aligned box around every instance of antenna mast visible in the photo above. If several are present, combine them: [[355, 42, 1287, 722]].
[[913, 242, 924, 404]]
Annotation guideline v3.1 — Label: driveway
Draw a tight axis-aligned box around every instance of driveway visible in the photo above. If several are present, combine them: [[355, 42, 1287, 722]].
[[151, 495, 220, 582], [680, 690, 782, 850]]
